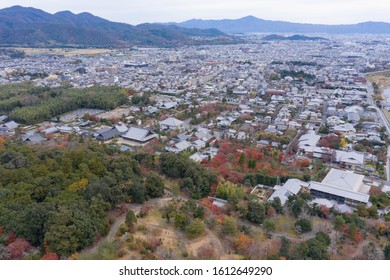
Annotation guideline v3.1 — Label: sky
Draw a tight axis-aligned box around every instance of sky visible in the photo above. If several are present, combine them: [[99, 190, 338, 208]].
[[1, 0, 390, 25]]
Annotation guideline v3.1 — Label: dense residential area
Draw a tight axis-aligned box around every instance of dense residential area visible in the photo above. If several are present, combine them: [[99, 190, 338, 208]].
[[1, 33, 390, 260]]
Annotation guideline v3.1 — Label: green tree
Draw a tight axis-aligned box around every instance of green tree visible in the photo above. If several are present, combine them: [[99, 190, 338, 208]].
[[238, 153, 246, 168], [295, 218, 312, 233], [279, 237, 291, 259], [263, 219, 276, 234], [44, 206, 97, 257], [384, 244, 390, 260], [271, 197, 283, 214], [185, 219, 205, 239], [145, 172, 164, 198], [315, 232, 331, 247], [125, 210, 137, 227], [216, 181, 245, 207], [246, 201, 266, 224], [174, 212, 190, 230], [128, 183, 146, 204], [333, 215, 345, 231], [356, 204, 369, 218], [221, 216, 238, 236]]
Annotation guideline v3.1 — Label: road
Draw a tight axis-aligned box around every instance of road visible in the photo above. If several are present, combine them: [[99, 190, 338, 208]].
[[367, 82, 390, 184]]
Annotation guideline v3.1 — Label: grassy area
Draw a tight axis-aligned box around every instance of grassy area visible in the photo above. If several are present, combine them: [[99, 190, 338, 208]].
[[164, 178, 181, 195], [366, 72, 390, 100], [17, 47, 113, 56], [274, 215, 298, 237], [78, 240, 120, 260]]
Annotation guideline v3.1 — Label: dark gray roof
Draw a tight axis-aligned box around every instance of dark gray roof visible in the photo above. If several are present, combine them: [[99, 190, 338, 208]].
[[122, 126, 156, 142], [22, 133, 46, 143], [96, 128, 120, 141]]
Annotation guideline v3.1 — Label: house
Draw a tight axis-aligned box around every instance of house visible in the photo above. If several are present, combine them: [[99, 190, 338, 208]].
[[145, 106, 159, 115], [166, 140, 191, 153], [309, 168, 370, 206], [22, 133, 46, 144], [58, 126, 74, 134], [298, 131, 321, 153], [160, 117, 184, 130], [42, 127, 59, 135], [158, 101, 177, 110], [335, 150, 365, 170], [333, 123, 356, 135], [193, 139, 206, 149], [268, 179, 309, 206], [0, 115, 8, 123], [0, 121, 19, 132], [95, 127, 120, 141], [173, 133, 189, 143], [114, 123, 128, 135], [122, 126, 156, 143]]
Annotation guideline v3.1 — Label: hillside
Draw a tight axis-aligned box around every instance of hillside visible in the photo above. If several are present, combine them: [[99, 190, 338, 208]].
[[0, 6, 226, 47], [262, 34, 327, 41], [169, 15, 390, 34]]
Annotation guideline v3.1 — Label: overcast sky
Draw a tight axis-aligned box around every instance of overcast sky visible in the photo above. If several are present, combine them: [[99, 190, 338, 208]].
[[1, 0, 390, 25]]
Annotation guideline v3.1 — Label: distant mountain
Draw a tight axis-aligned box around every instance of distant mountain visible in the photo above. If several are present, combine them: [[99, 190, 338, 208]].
[[263, 34, 327, 41], [0, 6, 226, 47], [169, 15, 390, 34]]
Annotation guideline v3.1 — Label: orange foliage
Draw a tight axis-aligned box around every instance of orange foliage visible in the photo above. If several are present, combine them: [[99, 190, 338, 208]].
[[297, 159, 311, 168], [40, 252, 59, 260], [0, 137, 6, 148], [243, 148, 263, 161], [375, 223, 389, 235], [353, 231, 364, 244], [8, 232, 16, 245], [199, 198, 222, 215], [267, 207, 276, 218], [234, 233, 254, 252]]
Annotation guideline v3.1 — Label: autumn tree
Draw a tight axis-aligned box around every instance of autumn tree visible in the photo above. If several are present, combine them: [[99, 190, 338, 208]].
[[234, 233, 254, 253], [40, 252, 59, 260], [8, 238, 32, 259]]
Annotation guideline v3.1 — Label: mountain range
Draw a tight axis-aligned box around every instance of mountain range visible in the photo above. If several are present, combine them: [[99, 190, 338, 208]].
[[168, 15, 390, 34], [0, 6, 225, 47], [1, 6, 389, 48]]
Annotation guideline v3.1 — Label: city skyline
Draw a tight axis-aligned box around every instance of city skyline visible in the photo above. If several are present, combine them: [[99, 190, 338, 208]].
[[0, 0, 390, 25]]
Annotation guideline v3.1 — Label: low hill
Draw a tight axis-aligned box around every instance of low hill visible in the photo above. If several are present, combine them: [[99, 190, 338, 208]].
[[0, 6, 226, 47]]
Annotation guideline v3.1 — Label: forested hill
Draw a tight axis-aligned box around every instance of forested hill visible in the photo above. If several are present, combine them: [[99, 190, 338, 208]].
[[0, 6, 226, 47], [0, 83, 129, 124], [0, 139, 217, 258]]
